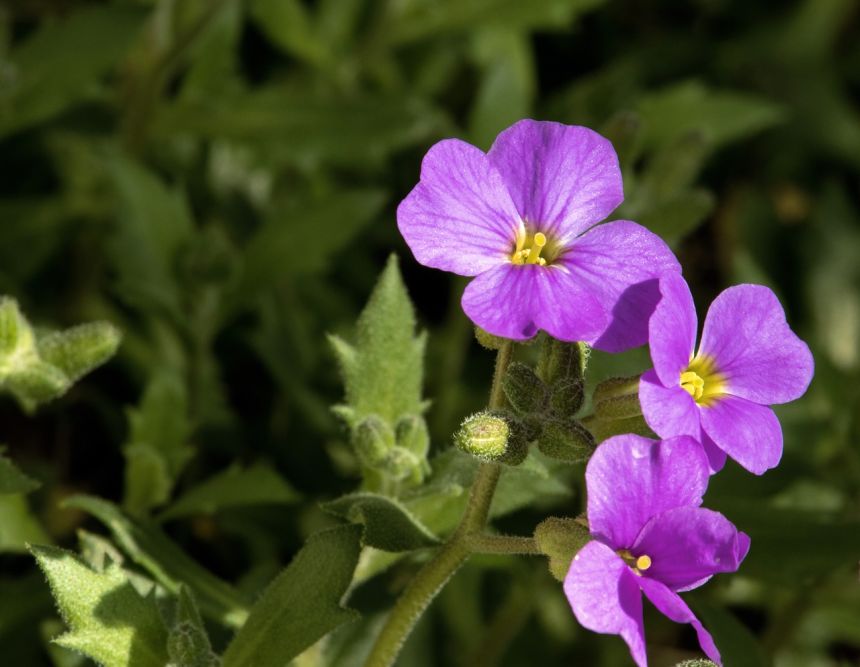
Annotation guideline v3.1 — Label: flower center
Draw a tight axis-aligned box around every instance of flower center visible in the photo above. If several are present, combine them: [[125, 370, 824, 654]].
[[679, 355, 725, 406], [618, 549, 653, 575], [512, 226, 556, 266]]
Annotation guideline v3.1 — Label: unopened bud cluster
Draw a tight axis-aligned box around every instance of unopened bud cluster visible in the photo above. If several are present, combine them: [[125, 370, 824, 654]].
[[353, 412, 430, 484], [583, 374, 651, 442]]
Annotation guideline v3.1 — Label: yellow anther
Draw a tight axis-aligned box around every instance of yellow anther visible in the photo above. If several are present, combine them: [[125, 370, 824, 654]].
[[680, 371, 705, 401], [635, 555, 652, 571], [526, 232, 547, 263]]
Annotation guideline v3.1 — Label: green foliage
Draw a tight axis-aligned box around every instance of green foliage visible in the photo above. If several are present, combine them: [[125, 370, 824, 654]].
[[0, 451, 40, 495], [323, 493, 440, 552], [221, 525, 361, 667], [534, 517, 591, 581], [159, 463, 299, 521], [30, 545, 169, 667], [0, 297, 121, 412], [64, 495, 249, 628], [166, 587, 220, 667], [691, 602, 768, 667], [123, 371, 194, 516], [0, 494, 50, 553]]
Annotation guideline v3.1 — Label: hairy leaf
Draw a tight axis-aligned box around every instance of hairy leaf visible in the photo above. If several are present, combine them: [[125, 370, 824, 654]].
[[323, 492, 440, 551], [222, 525, 362, 667], [30, 545, 169, 667]]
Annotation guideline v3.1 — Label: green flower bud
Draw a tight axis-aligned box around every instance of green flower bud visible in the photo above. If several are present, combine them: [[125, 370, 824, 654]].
[[384, 446, 422, 482], [548, 378, 584, 416], [454, 411, 528, 466], [593, 393, 642, 421], [502, 362, 548, 415], [534, 516, 591, 581], [353, 415, 395, 467], [581, 414, 654, 443], [395, 414, 430, 459], [537, 418, 595, 463], [474, 327, 507, 350], [592, 374, 641, 405], [539, 338, 589, 385]]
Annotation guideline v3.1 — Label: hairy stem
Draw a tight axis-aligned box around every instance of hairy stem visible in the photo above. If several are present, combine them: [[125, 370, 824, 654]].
[[362, 341, 514, 667], [465, 534, 541, 555]]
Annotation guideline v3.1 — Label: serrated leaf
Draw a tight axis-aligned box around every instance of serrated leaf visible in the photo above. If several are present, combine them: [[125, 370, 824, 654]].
[[322, 492, 440, 552], [0, 494, 49, 552], [0, 5, 146, 138], [331, 255, 426, 427], [167, 586, 220, 667], [222, 525, 362, 667], [0, 452, 40, 495], [37, 322, 122, 384], [63, 495, 249, 628], [159, 463, 300, 521], [30, 545, 169, 667]]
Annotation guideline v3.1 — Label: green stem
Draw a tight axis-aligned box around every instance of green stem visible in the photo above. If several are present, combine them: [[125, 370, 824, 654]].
[[465, 534, 541, 555], [362, 341, 514, 667]]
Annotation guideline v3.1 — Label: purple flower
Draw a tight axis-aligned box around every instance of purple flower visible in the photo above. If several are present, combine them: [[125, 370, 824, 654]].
[[565, 434, 750, 667], [397, 119, 680, 351], [639, 273, 814, 475]]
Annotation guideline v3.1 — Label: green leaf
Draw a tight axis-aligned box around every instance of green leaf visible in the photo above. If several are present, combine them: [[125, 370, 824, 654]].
[[0, 451, 40, 495], [167, 586, 220, 667], [239, 189, 387, 294], [689, 601, 767, 667], [322, 492, 440, 552], [159, 463, 300, 521], [63, 495, 249, 628], [0, 494, 49, 552], [0, 5, 146, 138], [124, 371, 194, 515], [330, 255, 427, 427], [36, 322, 122, 384], [636, 189, 715, 244], [221, 525, 362, 667], [637, 81, 785, 152], [249, 0, 331, 68], [674, 661, 718, 667], [106, 154, 193, 319], [30, 544, 169, 667]]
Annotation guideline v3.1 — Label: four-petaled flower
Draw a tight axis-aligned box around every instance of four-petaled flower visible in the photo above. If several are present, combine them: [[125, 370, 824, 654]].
[[639, 273, 814, 474], [397, 119, 680, 351], [565, 434, 750, 667]]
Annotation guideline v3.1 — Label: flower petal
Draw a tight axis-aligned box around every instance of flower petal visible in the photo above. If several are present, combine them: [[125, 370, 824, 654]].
[[638, 577, 721, 665], [699, 284, 814, 404], [699, 395, 783, 475], [587, 434, 709, 550], [560, 221, 681, 353], [564, 541, 647, 667], [701, 431, 728, 474], [633, 506, 750, 591], [461, 263, 608, 342], [397, 138, 521, 276], [639, 369, 701, 440], [649, 273, 698, 387], [487, 120, 623, 243]]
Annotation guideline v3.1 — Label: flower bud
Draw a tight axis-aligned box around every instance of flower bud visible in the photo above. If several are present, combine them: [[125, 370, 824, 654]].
[[454, 411, 528, 465], [534, 516, 591, 581], [537, 418, 595, 463], [581, 414, 654, 443], [474, 327, 507, 350], [539, 338, 589, 385], [383, 446, 422, 482], [548, 378, 584, 416], [593, 393, 642, 421], [502, 362, 548, 415], [395, 414, 430, 459], [353, 415, 395, 467], [592, 374, 641, 405]]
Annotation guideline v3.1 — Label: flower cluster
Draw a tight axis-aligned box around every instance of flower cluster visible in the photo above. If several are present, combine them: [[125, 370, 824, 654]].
[[398, 119, 814, 665]]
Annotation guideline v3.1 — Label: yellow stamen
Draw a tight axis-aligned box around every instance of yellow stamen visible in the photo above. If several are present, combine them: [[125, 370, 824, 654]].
[[680, 371, 705, 401], [679, 354, 726, 406], [526, 232, 547, 264], [635, 555, 652, 571]]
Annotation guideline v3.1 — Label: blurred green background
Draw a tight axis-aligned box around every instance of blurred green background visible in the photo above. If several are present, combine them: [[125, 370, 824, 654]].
[[1, 0, 859, 665]]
